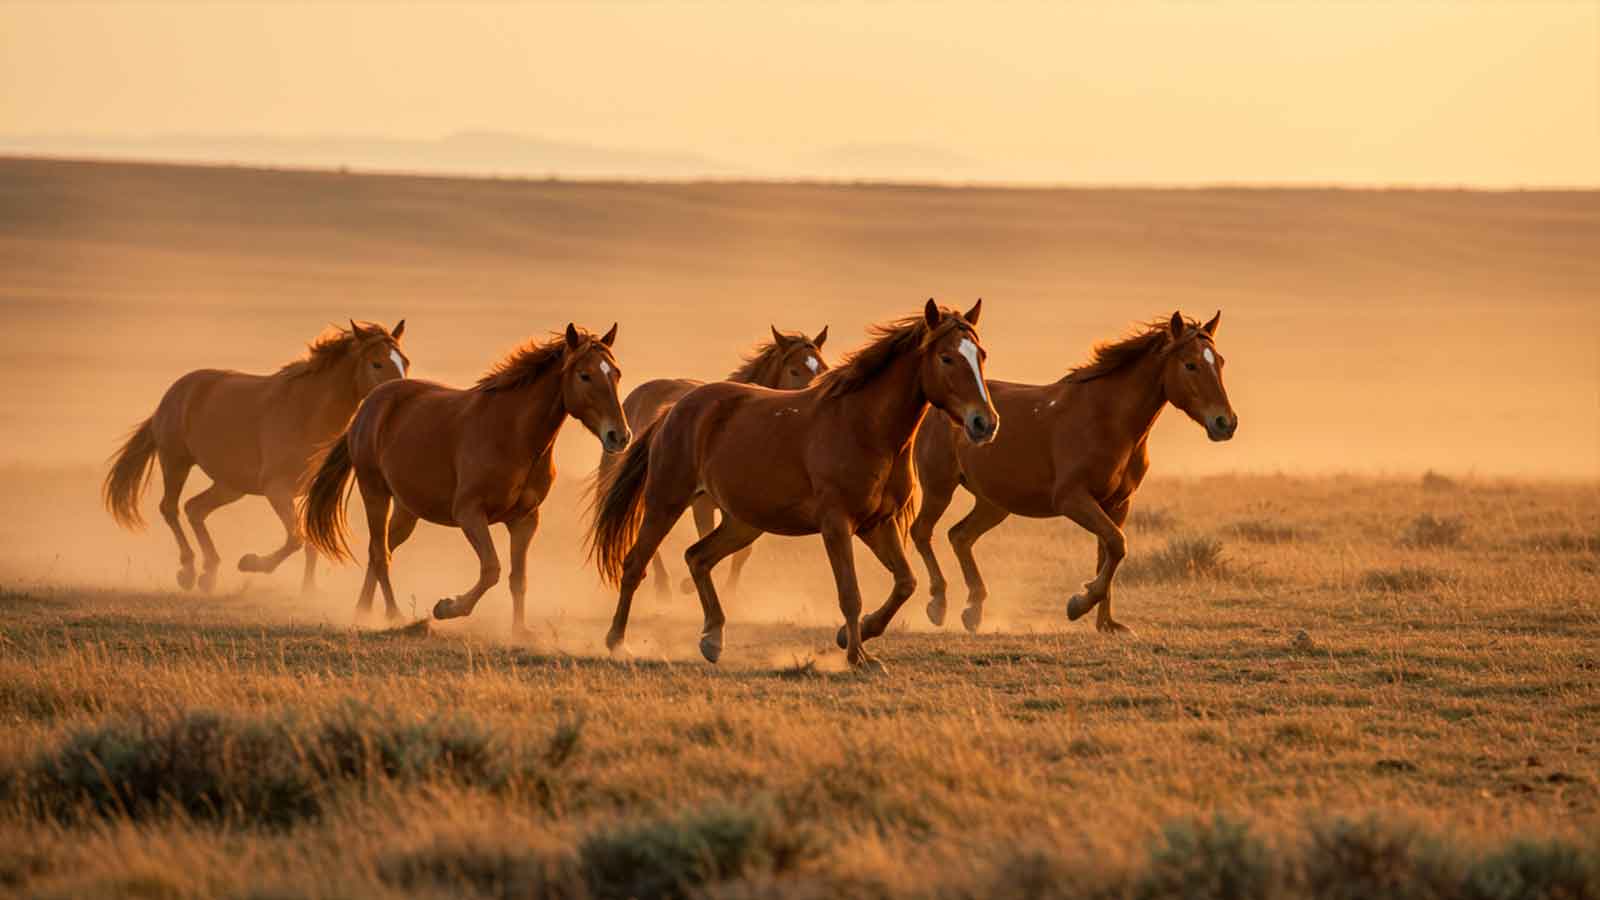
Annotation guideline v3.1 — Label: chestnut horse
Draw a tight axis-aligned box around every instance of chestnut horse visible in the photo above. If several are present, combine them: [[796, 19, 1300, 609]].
[[301, 324, 627, 631], [103, 320, 409, 593], [600, 325, 831, 597], [589, 300, 997, 669], [912, 311, 1236, 635]]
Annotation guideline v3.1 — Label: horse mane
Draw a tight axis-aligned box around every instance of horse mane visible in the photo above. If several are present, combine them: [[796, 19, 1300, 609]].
[[1065, 317, 1200, 384], [815, 311, 966, 400], [726, 331, 808, 384], [474, 330, 594, 392], [277, 323, 375, 378]]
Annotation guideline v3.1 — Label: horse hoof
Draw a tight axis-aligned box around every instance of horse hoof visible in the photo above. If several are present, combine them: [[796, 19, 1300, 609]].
[[432, 598, 462, 620], [197, 569, 218, 593], [608, 641, 632, 661], [926, 597, 947, 627], [834, 625, 850, 650], [699, 631, 723, 664], [177, 567, 196, 591], [1067, 593, 1095, 621], [960, 605, 983, 633], [237, 553, 263, 573]]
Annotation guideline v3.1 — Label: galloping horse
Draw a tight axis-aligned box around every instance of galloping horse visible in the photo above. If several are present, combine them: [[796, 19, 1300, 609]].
[[589, 300, 997, 669], [103, 320, 409, 593], [912, 311, 1236, 635], [600, 325, 830, 597], [301, 324, 627, 631]]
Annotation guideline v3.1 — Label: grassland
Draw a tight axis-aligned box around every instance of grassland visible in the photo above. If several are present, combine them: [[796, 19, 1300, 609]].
[[2, 472, 1596, 898]]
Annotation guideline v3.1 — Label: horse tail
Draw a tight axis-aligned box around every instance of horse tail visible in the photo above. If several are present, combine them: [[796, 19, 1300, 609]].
[[892, 447, 921, 546], [299, 431, 357, 562], [586, 417, 663, 587], [103, 417, 158, 530]]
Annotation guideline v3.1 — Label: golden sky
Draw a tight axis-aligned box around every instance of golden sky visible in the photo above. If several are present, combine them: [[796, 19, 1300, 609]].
[[2, 1, 1596, 185]]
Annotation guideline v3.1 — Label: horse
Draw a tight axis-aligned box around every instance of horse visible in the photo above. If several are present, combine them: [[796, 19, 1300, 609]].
[[300, 324, 627, 631], [911, 311, 1236, 636], [589, 300, 998, 669], [600, 325, 831, 598], [103, 320, 409, 594]]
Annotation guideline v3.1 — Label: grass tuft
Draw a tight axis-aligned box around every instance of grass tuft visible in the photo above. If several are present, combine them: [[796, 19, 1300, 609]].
[[1401, 514, 1468, 549], [1122, 536, 1229, 584], [579, 804, 819, 900], [1227, 519, 1307, 544], [1136, 814, 1277, 900]]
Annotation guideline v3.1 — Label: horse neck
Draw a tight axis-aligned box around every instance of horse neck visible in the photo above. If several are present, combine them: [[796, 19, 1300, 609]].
[[485, 370, 568, 456], [1074, 351, 1169, 446], [836, 352, 928, 455], [281, 355, 364, 436]]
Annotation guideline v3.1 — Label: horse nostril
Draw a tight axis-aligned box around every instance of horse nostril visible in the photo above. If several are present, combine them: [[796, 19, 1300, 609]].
[[1214, 416, 1229, 431]]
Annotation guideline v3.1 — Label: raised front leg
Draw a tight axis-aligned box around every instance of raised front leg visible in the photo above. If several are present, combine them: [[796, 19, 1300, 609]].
[[819, 512, 878, 670], [948, 496, 1010, 633], [433, 503, 501, 620], [683, 515, 763, 663], [909, 479, 956, 627], [506, 511, 540, 638], [1058, 490, 1130, 633], [834, 519, 917, 647], [237, 486, 305, 580], [1091, 499, 1134, 634], [184, 481, 245, 593]]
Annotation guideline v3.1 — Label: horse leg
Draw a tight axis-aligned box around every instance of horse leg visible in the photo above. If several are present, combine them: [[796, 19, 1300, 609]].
[[1091, 499, 1134, 635], [909, 475, 958, 626], [156, 451, 196, 590], [376, 505, 419, 620], [607, 501, 691, 656], [506, 511, 540, 638], [819, 513, 878, 670], [355, 483, 392, 620], [1057, 490, 1129, 631], [301, 545, 319, 595], [683, 515, 763, 663], [650, 551, 671, 599], [678, 495, 719, 594], [184, 482, 245, 593], [236, 484, 302, 577], [948, 496, 1010, 633], [433, 504, 500, 620], [840, 520, 918, 645]]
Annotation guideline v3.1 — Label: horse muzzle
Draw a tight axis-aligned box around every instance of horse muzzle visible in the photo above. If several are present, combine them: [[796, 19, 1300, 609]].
[[1205, 412, 1238, 442], [600, 424, 632, 454], [964, 409, 999, 445]]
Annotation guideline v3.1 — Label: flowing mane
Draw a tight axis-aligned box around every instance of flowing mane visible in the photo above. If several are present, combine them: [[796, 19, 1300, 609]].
[[277, 324, 369, 378], [475, 330, 593, 392], [1065, 317, 1200, 384], [814, 310, 967, 400], [726, 331, 808, 384]]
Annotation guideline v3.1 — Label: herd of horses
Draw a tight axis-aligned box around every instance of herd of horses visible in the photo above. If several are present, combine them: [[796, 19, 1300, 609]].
[[104, 300, 1237, 668]]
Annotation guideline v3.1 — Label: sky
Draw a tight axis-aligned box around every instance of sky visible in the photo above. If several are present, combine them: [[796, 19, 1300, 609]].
[[1, 1, 1597, 185]]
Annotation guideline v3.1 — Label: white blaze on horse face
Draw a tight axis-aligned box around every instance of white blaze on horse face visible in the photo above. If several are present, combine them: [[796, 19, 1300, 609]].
[[1203, 347, 1216, 368], [957, 338, 991, 406], [600, 360, 613, 378], [389, 349, 407, 377], [805, 355, 820, 373]]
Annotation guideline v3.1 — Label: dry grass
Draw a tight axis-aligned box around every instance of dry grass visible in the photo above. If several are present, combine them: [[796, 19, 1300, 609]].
[[0, 473, 1596, 898]]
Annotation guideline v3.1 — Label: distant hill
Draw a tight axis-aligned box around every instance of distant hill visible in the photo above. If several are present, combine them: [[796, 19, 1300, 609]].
[[0, 131, 744, 180]]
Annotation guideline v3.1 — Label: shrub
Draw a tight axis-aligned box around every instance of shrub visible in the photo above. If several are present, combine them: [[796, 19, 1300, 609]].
[[1121, 537, 1229, 584], [1461, 839, 1598, 900], [1302, 817, 1459, 900], [1136, 815, 1277, 900], [1360, 567, 1446, 593], [579, 804, 819, 900], [1401, 515, 1467, 549], [1421, 471, 1457, 492]]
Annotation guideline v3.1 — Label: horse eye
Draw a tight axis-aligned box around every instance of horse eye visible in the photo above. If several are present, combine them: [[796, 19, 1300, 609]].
[[940, 355, 953, 365], [579, 372, 592, 382], [1185, 362, 1197, 371], [371, 362, 382, 369]]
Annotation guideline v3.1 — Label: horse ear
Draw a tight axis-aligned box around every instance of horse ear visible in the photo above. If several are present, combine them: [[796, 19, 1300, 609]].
[[924, 298, 940, 328], [1201, 310, 1221, 337], [565, 323, 581, 349], [349, 319, 367, 339], [601, 322, 618, 347], [391, 319, 405, 341], [963, 298, 982, 326], [1169, 311, 1185, 339], [771, 325, 788, 346], [813, 325, 828, 349]]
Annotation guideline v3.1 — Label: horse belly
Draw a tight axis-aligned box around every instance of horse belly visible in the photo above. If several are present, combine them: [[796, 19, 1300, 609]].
[[166, 373, 268, 493]]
